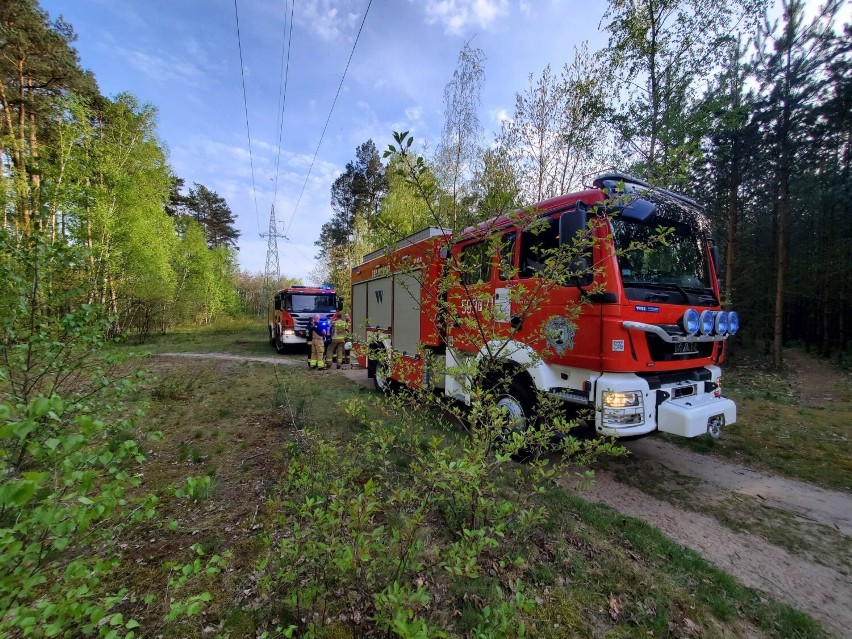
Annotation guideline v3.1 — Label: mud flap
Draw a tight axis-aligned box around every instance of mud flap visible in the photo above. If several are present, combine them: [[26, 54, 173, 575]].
[[658, 395, 737, 438]]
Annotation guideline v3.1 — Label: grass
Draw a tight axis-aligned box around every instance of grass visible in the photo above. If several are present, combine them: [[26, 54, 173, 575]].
[[666, 354, 852, 491], [130, 321, 852, 492], [104, 348, 826, 638], [606, 458, 852, 572], [559, 493, 823, 638], [113, 316, 279, 357]]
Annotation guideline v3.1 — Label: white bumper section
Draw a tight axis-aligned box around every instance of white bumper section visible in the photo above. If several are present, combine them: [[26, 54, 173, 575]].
[[657, 394, 736, 438]]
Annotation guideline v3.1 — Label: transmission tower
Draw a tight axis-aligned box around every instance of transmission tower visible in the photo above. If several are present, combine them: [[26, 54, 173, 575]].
[[261, 204, 287, 301]]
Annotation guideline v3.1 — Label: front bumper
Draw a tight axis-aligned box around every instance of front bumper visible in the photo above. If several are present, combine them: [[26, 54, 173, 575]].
[[592, 368, 736, 438], [280, 331, 308, 345], [657, 394, 736, 437]]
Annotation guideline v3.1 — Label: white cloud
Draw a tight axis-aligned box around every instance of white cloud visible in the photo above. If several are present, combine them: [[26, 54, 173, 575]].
[[296, 0, 360, 42], [421, 0, 511, 35], [488, 107, 511, 124], [404, 106, 424, 123], [113, 46, 203, 84]]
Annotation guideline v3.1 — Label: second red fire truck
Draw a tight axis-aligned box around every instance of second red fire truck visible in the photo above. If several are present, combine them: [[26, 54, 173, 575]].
[[351, 173, 738, 440], [268, 285, 339, 353]]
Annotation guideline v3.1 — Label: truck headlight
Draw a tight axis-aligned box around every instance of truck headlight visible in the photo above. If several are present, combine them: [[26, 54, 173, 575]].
[[681, 308, 699, 335], [602, 390, 645, 426], [283, 329, 295, 336], [699, 310, 714, 335], [603, 391, 641, 408], [728, 311, 739, 335]]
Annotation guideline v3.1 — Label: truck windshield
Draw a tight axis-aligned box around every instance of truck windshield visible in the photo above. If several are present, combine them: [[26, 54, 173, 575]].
[[285, 294, 336, 313], [611, 217, 711, 293]]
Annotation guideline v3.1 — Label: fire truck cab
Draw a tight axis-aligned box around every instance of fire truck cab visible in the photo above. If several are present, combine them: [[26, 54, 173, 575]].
[[268, 285, 339, 353], [351, 174, 738, 440]]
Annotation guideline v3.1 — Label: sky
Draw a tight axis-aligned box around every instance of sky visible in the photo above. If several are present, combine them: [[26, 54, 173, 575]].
[[37, 0, 613, 282]]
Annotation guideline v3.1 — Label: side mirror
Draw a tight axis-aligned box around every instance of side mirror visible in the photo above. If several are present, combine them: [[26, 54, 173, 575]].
[[337, 298, 344, 311], [559, 204, 589, 276]]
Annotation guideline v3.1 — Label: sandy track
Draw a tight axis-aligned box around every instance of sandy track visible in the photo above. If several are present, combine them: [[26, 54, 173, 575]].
[[624, 437, 852, 536], [573, 473, 852, 637], [156, 352, 851, 636], [156, 352, 302, 366]]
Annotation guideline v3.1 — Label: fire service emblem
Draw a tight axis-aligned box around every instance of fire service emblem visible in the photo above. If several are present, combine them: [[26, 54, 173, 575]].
[[544, 316, 575, 354]]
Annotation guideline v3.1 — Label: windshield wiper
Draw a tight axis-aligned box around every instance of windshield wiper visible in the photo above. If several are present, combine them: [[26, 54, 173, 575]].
[[645, 291, 670, 302], [678, 286, 719, 305], [628, 281, 689, 303]]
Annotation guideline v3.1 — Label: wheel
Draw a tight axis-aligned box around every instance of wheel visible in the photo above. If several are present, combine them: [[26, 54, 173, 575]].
[[373, 357, 390, 393], [274, 329, 287, 354], [494, 378, 536, 435]]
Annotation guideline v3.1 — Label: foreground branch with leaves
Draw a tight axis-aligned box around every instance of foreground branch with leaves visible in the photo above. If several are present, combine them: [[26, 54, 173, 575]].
[[0, 230, 159, 637]]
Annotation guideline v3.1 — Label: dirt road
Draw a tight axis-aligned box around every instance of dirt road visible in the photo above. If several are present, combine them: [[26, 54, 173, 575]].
[[158, 352, 852, 636], [577, 441, 852, 637]]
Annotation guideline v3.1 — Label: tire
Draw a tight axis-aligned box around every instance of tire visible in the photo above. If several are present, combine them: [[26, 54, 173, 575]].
[[494, 378, 536, 435], [274, 329, 287, 354], [373, 357, 393, 393]]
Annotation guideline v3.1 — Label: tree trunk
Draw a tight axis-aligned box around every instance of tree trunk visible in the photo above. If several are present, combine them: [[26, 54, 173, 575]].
[[773, 148, 791, 368], [28, 78, 40, 226], [724, 41, 743, 302], [725, 156, 739, 302], [16, 57, 30, 231], [647, 2, 659, 172]]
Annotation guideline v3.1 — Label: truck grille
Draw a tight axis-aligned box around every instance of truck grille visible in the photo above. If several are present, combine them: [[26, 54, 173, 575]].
[[645, 333, 713, 362]]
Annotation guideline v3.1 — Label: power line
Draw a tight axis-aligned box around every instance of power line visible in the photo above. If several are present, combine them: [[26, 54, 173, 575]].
[[233, 0, 262, 236], [283, 236, 315, 263], [283, 0, 374, 239], [272, 0, 295, 205]]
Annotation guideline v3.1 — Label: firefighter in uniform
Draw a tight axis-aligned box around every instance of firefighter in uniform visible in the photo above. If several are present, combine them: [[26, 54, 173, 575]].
[[307, 314, 329, 369], [327, 313, 351, 369]]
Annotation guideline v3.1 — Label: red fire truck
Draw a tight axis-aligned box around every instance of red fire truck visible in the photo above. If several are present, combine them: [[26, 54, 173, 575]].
[[268, 285, 339, 353], [351, 173, 738, 439]]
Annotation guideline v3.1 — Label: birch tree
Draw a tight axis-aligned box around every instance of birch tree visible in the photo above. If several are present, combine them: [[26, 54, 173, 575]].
[[435, 42, 485, 230], [602, 0, 766, 186], [499, 44, 608, 203]]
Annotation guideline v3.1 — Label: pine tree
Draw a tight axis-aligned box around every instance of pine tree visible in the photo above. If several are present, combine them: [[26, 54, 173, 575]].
[[0, 0, 98, 231], [186, 183, 240, 250], [753, 0, 841, 367]]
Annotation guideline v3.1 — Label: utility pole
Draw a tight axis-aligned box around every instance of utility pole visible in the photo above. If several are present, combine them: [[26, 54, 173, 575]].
[[261, 204, 287, 305]]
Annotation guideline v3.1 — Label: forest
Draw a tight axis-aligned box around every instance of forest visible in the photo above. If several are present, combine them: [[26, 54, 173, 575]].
[[2, 0, 847, 363], [0, 1, 243, 340], [1, 1, 849, 637]]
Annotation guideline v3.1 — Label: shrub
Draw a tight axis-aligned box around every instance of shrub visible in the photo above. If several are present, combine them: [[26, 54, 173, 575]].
[[0, 230, 157, 637]]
